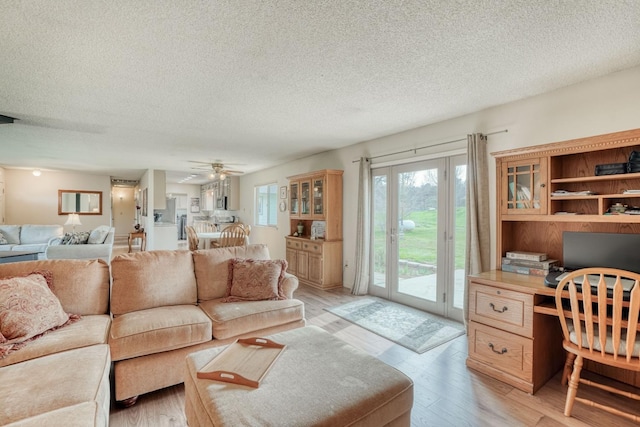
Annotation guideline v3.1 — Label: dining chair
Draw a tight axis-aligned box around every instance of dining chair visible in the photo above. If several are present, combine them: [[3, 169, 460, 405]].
[[194, 221, 217, 233], [185, 226, 199, 251], [237, 223, 251, 236], [554, 267, 640, 421], [216, 224, 247, 248]]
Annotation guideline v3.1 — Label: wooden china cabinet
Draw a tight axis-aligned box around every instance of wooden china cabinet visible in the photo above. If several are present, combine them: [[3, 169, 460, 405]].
[[285, 169, 343, 289], [466, 128, 640, 393]]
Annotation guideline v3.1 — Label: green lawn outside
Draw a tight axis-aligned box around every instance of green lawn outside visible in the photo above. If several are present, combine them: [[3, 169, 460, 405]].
[[373, 208, 466, 274]]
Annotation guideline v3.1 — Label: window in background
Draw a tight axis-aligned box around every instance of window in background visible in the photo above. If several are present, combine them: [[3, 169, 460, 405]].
[[255, 183, 278, 226]]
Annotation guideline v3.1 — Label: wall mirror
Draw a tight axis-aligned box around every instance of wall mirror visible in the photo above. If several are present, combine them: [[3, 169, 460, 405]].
[[58, 190, 103, 215]]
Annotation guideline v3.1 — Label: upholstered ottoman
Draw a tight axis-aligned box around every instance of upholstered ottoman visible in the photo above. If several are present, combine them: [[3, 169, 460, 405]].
[[184, 325, 413, 426]]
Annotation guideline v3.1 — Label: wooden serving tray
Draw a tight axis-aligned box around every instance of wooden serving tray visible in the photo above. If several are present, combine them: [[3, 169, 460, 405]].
[[196, 337, 286, 388]]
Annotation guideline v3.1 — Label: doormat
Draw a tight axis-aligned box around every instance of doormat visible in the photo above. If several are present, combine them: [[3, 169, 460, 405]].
[[325, 297, 465, 354]]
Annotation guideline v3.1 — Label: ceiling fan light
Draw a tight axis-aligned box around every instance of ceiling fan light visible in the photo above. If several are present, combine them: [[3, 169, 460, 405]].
[[219, 173, 226, 181]]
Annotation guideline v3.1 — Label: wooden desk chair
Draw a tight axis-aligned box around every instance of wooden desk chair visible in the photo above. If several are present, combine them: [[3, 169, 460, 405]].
[[216, 224, 247, 248], [554, 268, 640, 421], [185, 226, 199, 251]]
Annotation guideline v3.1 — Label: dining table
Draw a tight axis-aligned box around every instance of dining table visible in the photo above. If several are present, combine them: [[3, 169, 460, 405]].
[[196, 231, 250, 249]]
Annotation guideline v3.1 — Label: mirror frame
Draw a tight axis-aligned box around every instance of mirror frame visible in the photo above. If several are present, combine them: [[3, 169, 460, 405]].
[[58, 190, 103, 215]]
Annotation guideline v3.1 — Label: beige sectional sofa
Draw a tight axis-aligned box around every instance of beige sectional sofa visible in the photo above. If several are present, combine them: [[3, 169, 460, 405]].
[[0, 243, 305, 423], [0, 259, 112, 426]]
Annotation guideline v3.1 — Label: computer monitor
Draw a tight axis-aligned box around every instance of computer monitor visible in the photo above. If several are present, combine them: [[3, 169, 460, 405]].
[[562, 231, 640, 273]]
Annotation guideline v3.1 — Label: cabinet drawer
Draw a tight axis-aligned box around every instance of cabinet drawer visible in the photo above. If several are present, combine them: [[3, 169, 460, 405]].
[[469, 282, 533, 337], [468, 321, 532, 381], [286, 239, 302, 250], [302, 241, 323, 255]]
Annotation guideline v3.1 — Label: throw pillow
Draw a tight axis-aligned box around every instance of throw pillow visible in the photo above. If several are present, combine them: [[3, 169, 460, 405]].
[[0, 271, 78, 358], [0, 234, 7, 245], [61, 231, 91, 245], [222, 259, 288, 302], [88, 225, 110, 244]]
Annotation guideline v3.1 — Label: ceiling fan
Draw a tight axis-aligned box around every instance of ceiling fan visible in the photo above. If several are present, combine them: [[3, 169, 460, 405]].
[[189, 161, 244, 181]]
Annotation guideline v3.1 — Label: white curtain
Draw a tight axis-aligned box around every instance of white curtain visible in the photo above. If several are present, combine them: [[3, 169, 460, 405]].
[[351, 157, 371, 295], [464, 133, 490, 327]]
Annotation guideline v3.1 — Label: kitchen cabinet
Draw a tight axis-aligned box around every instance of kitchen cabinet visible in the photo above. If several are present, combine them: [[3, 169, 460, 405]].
[[286, 169, 343, 289]]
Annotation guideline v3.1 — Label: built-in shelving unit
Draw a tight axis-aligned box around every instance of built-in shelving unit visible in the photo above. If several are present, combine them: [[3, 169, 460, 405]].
[[494, 127, 640, 265]]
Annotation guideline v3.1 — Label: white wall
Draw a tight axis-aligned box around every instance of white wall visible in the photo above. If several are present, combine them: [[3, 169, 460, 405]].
[[239, 65, 640, 289], [4, 169, 112, 231]]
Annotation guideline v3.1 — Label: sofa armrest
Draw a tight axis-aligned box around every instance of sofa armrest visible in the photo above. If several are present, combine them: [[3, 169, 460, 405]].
[[281, 272, 299, 299], [48, 236, 63, 246], [46, 243, 113, 264]]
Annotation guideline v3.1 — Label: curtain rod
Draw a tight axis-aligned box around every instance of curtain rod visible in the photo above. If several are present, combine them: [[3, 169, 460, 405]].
[[352, 129, 508, 163]]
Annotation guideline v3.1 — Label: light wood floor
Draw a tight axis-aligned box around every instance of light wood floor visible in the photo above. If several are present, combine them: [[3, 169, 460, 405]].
[[110, 285, 639, 427]]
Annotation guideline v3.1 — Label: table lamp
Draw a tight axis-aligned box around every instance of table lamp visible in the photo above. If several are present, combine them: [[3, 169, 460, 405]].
[[64, 213, 82, 232]]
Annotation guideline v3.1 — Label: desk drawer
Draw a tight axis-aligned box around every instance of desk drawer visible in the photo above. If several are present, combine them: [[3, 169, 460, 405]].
[[468, 321, 532, 382], [469, 282, 533, 337]]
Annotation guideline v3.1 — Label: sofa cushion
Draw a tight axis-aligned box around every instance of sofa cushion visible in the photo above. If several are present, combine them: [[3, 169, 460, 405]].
[[223, 258, 288, 302], [193, 244, 272, 301], [109, 305, 212, 361], [87, 225, 111, 244], [0, 345, 110, 426], [199, 298, 305, 340], [3, 402, 108, 427], [0, 272, 75, 357], [111, 250, 198, 315], [10, 243, 48, 253], [0, 225, 21, 244], [0, 314, 111, 368], [19, 225, 63, 245], [0, 259, 110, 316]]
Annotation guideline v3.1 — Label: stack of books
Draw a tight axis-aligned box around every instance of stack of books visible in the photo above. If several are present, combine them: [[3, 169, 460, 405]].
[[501, 251, 558, 276]]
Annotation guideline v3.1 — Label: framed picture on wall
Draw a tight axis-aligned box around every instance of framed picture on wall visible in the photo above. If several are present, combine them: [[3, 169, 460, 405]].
[[190, 197, 200, 213], [280, 186, 287, 199]]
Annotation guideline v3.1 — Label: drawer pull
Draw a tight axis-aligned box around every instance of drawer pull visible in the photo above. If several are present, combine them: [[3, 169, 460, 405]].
[[489, 303, 508, 313], [488, 343, 508, 355]]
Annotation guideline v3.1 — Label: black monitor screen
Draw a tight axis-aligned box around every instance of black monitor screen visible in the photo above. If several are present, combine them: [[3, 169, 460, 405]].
[[563, 231, 640, 273]]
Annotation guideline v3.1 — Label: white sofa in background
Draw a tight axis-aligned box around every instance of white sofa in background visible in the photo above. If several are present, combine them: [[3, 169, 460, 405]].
[[0, 225, 64, 258], [46, 226, 115, 263]]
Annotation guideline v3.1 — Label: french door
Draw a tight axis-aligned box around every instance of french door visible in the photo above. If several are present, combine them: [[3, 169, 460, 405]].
[[369, 155, 466, 322]]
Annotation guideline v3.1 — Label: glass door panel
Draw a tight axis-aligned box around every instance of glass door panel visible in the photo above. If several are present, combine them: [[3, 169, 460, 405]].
[[290, 182, 299, 215], [371, 173, 388, 291], [300, 181, 310, 216], [369, 155, 466, 321], [312, 177, 324, 217]]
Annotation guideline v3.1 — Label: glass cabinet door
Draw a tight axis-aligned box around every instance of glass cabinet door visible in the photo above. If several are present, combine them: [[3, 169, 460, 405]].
[[300, 181, 311, 216], [312, 177, 324, 217], [290, 182, 299, 216], [502, 158, 547, 215]]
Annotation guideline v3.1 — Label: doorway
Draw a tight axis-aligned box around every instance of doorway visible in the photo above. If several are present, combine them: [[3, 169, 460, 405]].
[[369, 155, 466, 322]]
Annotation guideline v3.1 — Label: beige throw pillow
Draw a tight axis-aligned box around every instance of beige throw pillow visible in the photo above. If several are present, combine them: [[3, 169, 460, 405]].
[[222, 259, 288, 302], [0, 271, 77, 358]]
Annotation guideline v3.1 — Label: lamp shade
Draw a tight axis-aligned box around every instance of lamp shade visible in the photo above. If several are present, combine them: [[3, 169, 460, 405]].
[[64, 213, 82, 226]]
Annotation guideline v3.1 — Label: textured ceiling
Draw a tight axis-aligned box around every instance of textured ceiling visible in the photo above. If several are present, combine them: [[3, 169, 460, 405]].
[[1, 1, 640, 183]]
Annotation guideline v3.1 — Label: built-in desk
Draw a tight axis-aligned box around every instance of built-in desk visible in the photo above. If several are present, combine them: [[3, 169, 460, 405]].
[[466, 270, 640, 393]]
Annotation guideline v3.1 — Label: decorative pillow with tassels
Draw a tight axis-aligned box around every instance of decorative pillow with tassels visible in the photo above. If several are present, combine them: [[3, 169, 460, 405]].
[[222, 258, 288, 302]]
